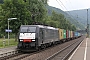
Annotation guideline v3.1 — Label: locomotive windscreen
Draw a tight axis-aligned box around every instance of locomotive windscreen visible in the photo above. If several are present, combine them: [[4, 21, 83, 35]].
[[19, 26, 36, 40], [20, 26, 36, 32]]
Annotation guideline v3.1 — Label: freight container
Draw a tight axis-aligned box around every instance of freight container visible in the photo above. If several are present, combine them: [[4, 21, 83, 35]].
[[70, 31, 73, 38], [58, 29, 63, 40], [63, 29, 66, 39], [73, 31, 75, 37], [74, 32, 78, 37], [78, 33, 81, 36], [72, 31, 74, 37], [66, 30, 69, 38], [69, 31, 71, 38]]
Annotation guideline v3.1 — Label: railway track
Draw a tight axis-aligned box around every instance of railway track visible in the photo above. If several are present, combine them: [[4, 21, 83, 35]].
[[0, 49, 41, 60], [0, 36, 85, 60], [46, 36, 85, 60], [6, 53, 33, 60], [22, 36, 85, 60], [0, 51, 23, 60]]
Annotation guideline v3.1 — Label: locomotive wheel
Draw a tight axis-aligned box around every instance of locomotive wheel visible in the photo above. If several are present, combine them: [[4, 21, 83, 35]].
[[41, 44, 46, 49], [36, 46, 40, 51]]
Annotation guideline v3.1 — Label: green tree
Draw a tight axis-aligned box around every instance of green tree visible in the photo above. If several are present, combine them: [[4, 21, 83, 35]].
[[0, 0, 31, 39], [0, 0, 48, 38], [23, 0, 48, 4], [24, 0, 47, 24], [51, 11, 76, 31]]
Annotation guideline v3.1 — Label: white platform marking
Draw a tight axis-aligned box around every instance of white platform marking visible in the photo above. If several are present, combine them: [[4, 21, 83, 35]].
[[84, 38, 88, 60]]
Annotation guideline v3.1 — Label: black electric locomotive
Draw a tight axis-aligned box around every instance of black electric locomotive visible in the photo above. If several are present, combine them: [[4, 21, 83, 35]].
[[17, 25, 59, 51]]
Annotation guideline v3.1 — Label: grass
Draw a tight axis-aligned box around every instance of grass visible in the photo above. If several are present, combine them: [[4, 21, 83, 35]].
[[0, 38, 18, 48]]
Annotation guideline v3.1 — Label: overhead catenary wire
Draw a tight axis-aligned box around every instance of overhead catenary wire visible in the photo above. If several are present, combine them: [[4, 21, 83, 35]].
[[55, 0, 87, 32], [66, 0, 88, 27], [55, 0, 82, 22], [64, 0, 86, 21], [58, 0, 68, 11], [56, 0, 88, 33], [55, 0, 75, 19], [68, 0, 84, 19], [56, 0, 65, 11]]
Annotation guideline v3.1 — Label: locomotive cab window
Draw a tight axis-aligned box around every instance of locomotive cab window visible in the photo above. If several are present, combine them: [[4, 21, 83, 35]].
[[20, 26, 36, 32], [28, 27, 36, 32]]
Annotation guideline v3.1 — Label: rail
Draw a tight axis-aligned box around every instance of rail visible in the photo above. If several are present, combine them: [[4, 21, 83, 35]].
[[46, 37, 85, 60]]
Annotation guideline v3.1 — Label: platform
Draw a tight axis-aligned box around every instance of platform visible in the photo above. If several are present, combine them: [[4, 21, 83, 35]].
[[68, 38, 90, 60]]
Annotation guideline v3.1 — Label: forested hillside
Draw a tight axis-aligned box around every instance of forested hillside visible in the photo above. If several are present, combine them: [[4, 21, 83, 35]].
[[0, 0, 85, 30], [0, 0, 76, 38], [46, 5, 85, 30], [66, 9, 90, 27]]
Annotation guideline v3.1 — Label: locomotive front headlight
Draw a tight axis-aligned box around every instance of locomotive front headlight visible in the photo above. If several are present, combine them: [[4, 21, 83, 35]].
[[32, 40, 35, 41], [20, 39, 23, 41]]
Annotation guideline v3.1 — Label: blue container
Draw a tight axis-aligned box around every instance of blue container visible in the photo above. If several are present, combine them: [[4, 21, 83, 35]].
[[74, 32, 78, 37], [78, 33, 81, 36]]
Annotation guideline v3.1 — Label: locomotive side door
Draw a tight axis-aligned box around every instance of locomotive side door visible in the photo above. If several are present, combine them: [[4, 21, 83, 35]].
[[39, 28, 44, 45]]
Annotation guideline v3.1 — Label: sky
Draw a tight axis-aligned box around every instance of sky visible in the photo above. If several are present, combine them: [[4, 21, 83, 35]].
[[48, 0, 90, 11]]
